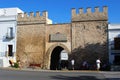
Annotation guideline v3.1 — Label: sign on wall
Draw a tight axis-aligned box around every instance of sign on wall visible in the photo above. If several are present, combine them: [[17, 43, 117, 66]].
[[49, 32, 67, 42], [60, 50, 68, 60]]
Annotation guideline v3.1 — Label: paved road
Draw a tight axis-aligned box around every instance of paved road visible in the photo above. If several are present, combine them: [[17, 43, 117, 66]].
[[100, 71, 120, 80], [0, 69, 120, 80]]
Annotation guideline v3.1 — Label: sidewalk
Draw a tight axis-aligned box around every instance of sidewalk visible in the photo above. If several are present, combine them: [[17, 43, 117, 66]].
[[0, 67, 109, 72]]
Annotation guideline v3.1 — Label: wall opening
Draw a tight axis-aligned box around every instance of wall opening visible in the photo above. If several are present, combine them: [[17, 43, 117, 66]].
[[50, 46, 63, 70], [114, 55, 120, 65], [8, 45, 13, 56]]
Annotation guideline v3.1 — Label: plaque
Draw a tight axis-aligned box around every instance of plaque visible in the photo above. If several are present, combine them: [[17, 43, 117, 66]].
[[49, 32, 67, 42]]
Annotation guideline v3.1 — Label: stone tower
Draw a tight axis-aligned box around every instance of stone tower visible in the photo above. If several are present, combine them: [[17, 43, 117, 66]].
[[71, 6, 108, 69]]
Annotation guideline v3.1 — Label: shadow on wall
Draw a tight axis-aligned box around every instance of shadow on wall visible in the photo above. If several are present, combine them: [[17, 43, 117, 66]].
[[68, 42, 108, 70]]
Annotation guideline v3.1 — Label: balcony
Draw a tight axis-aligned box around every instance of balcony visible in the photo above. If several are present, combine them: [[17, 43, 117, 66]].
[[5, 32, 15, 39]]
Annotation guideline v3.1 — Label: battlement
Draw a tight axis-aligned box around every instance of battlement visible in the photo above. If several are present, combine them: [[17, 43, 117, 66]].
[[17, 11, 52, 24], [72, 6, 108, 22]]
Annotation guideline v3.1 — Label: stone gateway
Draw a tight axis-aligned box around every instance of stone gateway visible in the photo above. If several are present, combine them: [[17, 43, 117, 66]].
[[17, 6, 108, 70]]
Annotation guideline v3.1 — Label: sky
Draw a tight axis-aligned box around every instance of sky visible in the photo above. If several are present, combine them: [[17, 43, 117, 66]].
[[0, 0, 119, 24]]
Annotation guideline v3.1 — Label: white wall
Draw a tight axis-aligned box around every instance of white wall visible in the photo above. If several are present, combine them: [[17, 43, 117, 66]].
[[108, 24, 120, 64], [0, 7, 23, 67], [0, 7, 23, 16]]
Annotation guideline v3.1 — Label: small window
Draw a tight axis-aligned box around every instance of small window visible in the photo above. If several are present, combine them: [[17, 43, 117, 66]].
[[6, 27, 13, 39]]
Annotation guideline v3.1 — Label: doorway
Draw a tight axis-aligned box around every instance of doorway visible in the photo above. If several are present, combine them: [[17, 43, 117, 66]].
[[114, 55, 120, 65], [50, 46, 63, 70], [8, 45, 13, 56]]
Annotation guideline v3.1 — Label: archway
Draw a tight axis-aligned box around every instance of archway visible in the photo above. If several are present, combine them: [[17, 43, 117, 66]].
[[50, 46, 63, 70], [44, 43, 70, 69]]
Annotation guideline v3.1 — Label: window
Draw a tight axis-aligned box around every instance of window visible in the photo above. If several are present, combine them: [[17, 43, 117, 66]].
[[6, 27, 13, 39]]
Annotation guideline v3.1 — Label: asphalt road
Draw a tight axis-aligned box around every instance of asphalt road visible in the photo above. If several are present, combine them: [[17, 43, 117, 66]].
[[0, 69, 120, 80]]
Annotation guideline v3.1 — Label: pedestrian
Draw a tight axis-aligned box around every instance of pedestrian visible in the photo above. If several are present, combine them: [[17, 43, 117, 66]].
[[82, 61, 88, 70], [96, 58, 101, 71], [71, 59, 75, 70]]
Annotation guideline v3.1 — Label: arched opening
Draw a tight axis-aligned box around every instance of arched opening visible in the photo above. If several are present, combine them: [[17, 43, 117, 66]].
[[50, 46, 64, 70]]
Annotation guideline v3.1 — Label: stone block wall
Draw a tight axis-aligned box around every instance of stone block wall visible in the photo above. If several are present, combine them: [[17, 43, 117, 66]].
[[45, 24, 71, 52], [17, 24, 46, 67], [71, 21, 108, 69]]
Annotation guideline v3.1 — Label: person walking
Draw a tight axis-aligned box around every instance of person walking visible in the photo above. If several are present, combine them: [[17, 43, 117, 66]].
[[96, 58, 101, 71], [71, 59, 75, 70], [82, 61, 88, 70]]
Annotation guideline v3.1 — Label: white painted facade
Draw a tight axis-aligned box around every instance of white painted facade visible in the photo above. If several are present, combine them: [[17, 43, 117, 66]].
[[0, 8, 23, 67], [108, 24, 120, 65]]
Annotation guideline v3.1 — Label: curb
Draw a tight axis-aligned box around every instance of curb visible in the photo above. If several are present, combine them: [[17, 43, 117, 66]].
[[0, 67, 104, 72]]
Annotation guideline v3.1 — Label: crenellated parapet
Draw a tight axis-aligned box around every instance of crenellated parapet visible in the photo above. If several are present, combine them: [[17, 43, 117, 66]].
[[17, 11, 52, 25], [72, 6, 108, 22]]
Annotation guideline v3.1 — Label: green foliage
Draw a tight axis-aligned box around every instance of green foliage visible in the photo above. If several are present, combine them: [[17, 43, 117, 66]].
[[13, 63, 19, 68]]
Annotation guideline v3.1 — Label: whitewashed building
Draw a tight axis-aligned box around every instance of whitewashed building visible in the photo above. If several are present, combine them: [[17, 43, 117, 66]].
[[108, 24, 120, 65], [0, 8, 23, 67]]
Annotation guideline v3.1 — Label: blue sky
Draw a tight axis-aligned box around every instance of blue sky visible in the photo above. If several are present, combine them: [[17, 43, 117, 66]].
[[0, 0, 119, 24]]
